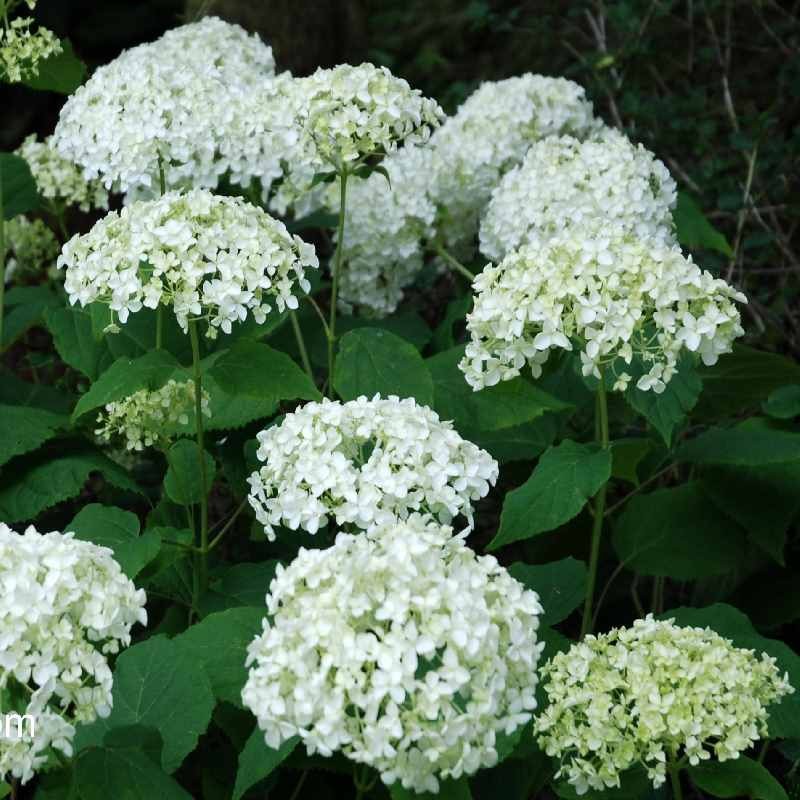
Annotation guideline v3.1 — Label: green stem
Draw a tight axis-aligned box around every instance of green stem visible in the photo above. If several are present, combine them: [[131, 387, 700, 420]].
[[288, 770, 308, 800], [189, 321, 209, 597], [207, 496, 249, 552], [580, 373, 610, 638], [433, 242, 475, 282], [290, 310, 313, 380], [327, 168, 348, 390], [668, 759, 684, 800]]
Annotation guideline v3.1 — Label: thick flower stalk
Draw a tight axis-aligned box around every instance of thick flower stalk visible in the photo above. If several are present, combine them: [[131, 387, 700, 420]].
[[95, 379, 211, 452], [0, 1, 61, 84], [535, 616, 794, 795], [247, 394, 498, 539], [480, 128, 677, 263], [16, 135, 109, 213], [459, 224, 746, 394], [57, 189, 318, 337], [0, 524, 147, 784], [242, 515, 544, 794], [428, 74, 597, 257], [4, 216, 59, 284], [52, 17, 280, 195]]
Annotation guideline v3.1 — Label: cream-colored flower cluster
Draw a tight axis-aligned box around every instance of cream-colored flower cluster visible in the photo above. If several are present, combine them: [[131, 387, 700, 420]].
[[17, 135, 109, 213], [242, 515, 543, 794], [0, 1, 61, 84], [479, 128, 676, 263], [0, 523, 147, 784], [535, 616, 793, 795], [57, 189, 318, 337], [95, 379, 211, 451], [4, 216, 59, 284], [459, 224, 746, 393], [53, 17, 279, 194], [247, 395, 498, 540]]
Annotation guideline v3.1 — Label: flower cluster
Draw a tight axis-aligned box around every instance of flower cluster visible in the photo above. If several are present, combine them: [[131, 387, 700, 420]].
[[17, 135, 109, 213], [480, 128, 676, 263], [57, 189, 318, 337], [0, 2, 61, 84], [459, 225, 746, 393], [247, 395, 498, 540], [333, 145, 439, 315], [242, 515, 543, 794], [0, 524, 147, 784], [429, 75, 597, 256], [535, 616, 794, 794], [4, 216, 59, 284], [52, 17, 280, 194], [95, 379, 211, 451]]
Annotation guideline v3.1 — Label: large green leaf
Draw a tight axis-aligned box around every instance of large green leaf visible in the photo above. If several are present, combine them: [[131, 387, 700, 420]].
[[0, 366, 75, 413], [0, 152, 39, 219], [68, 504, 160, 578], [0, 404, 67, 467], [199, 560, 278, 616], [72, 350, 184, 420], [673, 191, 733, 256], [612, 483, 748, 579], [688, 757, 787, 800], [509, 558, 587, 626], [334, 327, 434, 405], [610, 438, 653, 486], [22, 39, 87, 94], [164, 440, 216, 506], [176, 607, 264, 707], [0, 446, 140, 522], [1, 286, 60, 349], [763, 384, 800, 419], [489, 440, 611, 550], [232, 731, 298, 800], [45, 306, 114, 381], [74, 636, 215, 773]]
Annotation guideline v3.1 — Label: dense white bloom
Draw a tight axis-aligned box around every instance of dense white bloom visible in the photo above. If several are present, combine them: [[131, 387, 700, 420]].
[[0, 524, 147, 784], [460, 224, 746, 393], [4, 216, 59, 284], [247, 395, 498, 540], [429, 75, 597, 256], [0, 4, 61, 84], [95, 379, 211, 451], [480, 128, 676, 263], [57, 189, 318, 337], [535, 616, 794, 794], [16, 135, 109, 212], [53, 17, 280, 194], [242, 515, 543, 793]]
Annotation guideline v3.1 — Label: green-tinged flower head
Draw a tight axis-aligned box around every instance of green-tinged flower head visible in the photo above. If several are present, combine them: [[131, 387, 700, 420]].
[[0, 1, 61, 84]]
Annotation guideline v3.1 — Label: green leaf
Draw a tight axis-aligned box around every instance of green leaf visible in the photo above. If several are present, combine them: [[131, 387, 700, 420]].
[[22, 40, 87, 94], [232, 730, 298, 800], [390, 776, 472, 799], [334, 327, 434, 404], [45, 306, 114, 381], [0, 366, 75, 413], [68, 504, 160, 578], [469, 416, 559, 464], [674, 191, 733, 256], [509, 558, 587, 626], [1, 287, 60, 349], [663, 604, 800, 739], [610, 438, 653, 486], [76, 726, 192, 800], [763, 385, 800, 419], [176, 608, 264, 707], [72, 350, 184, 420], [0, 152, 39, 219], [689, 756, 787, 800], [164, 440, 216, 506], [489, 440, 611, 550], [199, 560, 278, 616], [0, 404, 67, 466], [431, 294, 471, 352], [74, 636, 215, 773], [0, 446, 140, 522], [624, 358, 702, 445], [613, 482, 748, 579]]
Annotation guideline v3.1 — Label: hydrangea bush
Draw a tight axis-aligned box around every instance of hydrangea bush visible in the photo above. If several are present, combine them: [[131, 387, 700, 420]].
[[0, 11, 798, 800]]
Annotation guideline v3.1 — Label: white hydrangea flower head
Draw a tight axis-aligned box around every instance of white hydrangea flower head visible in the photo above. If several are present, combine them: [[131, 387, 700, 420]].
[[459, 224, 746, 393], [4, 216, 59, 284], [330, 145, 440, 316], [535, 615, 794, 795], [0, 523, 147, 784], [52, 17, 281, 194], [57, 189, 319, 337], [480, 127, 677, 263], [242, 515, 544, 793], [95, 379, 211, 451], [429, 74, 597, 256], [247, 394, 498, 540], [0, 2, 61, 84], [16, 135, 109, 213]]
